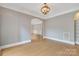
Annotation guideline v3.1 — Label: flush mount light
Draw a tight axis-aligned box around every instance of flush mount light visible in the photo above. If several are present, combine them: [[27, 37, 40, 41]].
[[41, 3, 50, 15]]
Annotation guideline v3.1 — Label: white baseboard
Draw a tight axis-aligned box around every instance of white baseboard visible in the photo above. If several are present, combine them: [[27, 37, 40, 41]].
[[44, 36, 75, 45], [0, 40, 31, 49], [76, 42, 79, 45]]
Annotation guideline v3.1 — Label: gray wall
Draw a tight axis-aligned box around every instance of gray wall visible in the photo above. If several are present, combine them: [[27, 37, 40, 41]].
[[0, 6, 76, 46], [0, 7, 35, 46], [45, 12, 74, 43], [32, 24, 43, 35], [0, 11, 1, 46]]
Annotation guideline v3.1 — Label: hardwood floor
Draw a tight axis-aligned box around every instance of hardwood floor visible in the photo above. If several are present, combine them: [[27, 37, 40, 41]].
[[1, 39, 79, 56], [0, 49, 2, 56]]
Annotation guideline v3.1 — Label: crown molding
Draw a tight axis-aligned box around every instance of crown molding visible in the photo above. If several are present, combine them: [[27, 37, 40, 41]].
[[0, 5, 44, 19], [43, 8, 79, 19], [0, 4, 79, 20]]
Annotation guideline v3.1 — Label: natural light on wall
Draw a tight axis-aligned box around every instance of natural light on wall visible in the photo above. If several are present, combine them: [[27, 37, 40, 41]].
[[74, 11, 79, 20], [31, 18, 43, 35], [33, 30, 38, 34]]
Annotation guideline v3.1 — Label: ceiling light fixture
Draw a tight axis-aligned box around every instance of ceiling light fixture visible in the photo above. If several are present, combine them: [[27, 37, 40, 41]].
[[41, 3, 50, 15]]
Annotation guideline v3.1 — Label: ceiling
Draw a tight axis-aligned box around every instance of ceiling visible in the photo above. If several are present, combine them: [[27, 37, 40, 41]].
[[0, 3, 79, 20]]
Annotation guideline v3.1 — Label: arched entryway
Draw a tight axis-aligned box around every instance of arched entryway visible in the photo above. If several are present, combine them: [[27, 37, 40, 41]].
[[31, 18, 43, 41]]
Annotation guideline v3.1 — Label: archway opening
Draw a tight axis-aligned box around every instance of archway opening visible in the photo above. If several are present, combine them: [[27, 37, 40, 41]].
[[31, 18, 43, 41]]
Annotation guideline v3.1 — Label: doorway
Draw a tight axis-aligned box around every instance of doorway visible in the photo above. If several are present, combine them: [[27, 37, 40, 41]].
[[31, 18, 43, 41]]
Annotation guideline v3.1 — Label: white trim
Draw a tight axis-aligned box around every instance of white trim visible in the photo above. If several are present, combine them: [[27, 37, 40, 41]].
[[44, 36, 75, 45], [45, 8, 79, 19], [0, 5, 43, 19], [0, 4, 79, 19], [63, 32, 70, 41], [0, 40, 31, 49], [76, 41, 79, 45]]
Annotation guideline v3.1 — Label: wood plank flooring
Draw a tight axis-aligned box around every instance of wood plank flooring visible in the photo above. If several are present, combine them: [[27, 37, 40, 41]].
[[0, 49, 2, 56], [1, 39, 79, 56]]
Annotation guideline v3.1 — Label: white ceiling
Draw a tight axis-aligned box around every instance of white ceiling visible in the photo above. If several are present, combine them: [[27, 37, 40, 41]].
[[0, 3, 79, 20]]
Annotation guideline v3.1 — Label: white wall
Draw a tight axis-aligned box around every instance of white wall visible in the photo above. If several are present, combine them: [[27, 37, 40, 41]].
[[44, 12, 74, 44], [0, 7, 34, 46]]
